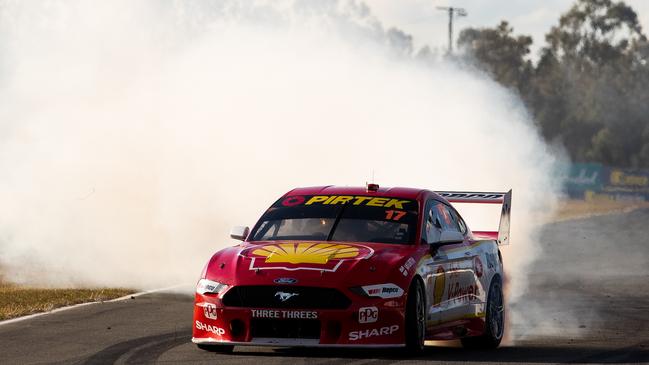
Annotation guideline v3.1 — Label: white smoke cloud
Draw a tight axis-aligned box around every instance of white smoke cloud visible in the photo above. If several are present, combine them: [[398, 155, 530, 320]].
[[0, 0, 559, 337]]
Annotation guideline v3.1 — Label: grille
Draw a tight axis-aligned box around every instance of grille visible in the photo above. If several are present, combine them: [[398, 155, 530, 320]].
[[222, 286, 351, 309], [251, 318, 320, 339]]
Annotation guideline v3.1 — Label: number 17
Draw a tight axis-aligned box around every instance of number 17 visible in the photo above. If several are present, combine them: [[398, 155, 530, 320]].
[[385, 210, 406, 221]]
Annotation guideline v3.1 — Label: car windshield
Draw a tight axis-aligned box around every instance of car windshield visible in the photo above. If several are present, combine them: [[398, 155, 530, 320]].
[[249, 195, 419, 244]]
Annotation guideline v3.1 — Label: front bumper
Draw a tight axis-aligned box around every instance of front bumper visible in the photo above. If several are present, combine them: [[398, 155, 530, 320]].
[[192, 292, 406, 347]]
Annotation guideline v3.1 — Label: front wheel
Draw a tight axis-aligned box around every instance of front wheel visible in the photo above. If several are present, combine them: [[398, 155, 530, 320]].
[[461, 277, 504, 349], [405, 279, 426, 354]]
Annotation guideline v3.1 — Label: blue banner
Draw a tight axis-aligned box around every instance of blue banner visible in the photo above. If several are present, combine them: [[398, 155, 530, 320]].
[[601, 167, 649, 199], [563, 163, 649, 201], [564, 163, 603, 198]]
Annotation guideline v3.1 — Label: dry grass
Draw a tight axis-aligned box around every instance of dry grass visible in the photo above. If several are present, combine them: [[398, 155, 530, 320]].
[[554, 198, 649, 222], [0, 282, 134, 321]]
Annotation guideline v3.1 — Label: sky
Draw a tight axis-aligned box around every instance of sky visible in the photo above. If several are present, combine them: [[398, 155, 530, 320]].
[[368, 0, 649, 58]]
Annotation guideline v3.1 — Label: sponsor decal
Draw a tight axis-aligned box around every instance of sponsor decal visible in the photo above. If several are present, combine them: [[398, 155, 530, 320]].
[[195, 320, 225, 336], [304, 195, 410, 209], [251, 309, 318, 319], [358, 306, 378, 324], [439, 192, 504, 200], [399, 257, 416, 277], [448, 282, 480, 302], [474, 257, 483, 278], [361, 283, 404, 298], [275, 291, 299, 302], [245, 242, 373, 272], [203, 303, 217, 320], [348, 325, 399, 341], [273, 277, 298, 285]]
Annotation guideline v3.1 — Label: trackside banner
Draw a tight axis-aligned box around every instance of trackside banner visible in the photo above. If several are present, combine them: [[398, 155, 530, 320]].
[[564, 163, 649, 201]]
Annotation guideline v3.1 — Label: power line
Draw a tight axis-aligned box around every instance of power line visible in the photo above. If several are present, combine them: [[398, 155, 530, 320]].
[[436, 6, 467, 54]]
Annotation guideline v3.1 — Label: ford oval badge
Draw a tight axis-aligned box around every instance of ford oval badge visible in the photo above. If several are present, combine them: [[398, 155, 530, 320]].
[[274, 277, 297, 285]]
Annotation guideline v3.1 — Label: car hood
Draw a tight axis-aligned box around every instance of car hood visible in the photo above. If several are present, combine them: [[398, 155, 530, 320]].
[[204, 240, 417, 288]]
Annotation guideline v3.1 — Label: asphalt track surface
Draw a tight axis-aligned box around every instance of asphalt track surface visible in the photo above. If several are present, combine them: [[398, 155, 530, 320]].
[[1, 209, 648, 364]]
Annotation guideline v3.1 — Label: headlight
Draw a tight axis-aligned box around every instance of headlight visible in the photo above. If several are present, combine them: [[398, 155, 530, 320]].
[[350, 283, 404, 299], [196, 279, 228, 295]]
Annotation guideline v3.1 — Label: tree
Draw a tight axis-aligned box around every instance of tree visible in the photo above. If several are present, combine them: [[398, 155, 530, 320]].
[[455, 0, 649, 167], [544, 0, 645, 66], [536, 0, 649, 167], [457, 21, 533, 94]]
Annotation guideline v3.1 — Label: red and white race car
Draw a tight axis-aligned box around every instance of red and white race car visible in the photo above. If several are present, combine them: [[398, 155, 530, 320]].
[[192, 184, 511, 353]]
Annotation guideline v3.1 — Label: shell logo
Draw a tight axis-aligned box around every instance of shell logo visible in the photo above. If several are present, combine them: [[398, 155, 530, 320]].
[[252, 243, 360, 264], [245, 242, 373, 272]]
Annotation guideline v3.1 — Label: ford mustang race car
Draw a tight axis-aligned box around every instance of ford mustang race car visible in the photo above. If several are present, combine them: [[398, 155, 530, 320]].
[[192, 184, 511, 353]]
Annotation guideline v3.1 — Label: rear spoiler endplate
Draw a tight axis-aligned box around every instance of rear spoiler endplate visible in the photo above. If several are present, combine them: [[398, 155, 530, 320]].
[[435, 190, 512, 245]]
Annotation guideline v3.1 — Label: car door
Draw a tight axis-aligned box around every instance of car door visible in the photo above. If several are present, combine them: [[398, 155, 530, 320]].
[[421, 200, 475, 327], [436, 204, 482, 324]]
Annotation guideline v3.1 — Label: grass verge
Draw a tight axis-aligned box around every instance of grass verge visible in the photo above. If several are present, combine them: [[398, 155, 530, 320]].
[[0, 282, 134, 321]]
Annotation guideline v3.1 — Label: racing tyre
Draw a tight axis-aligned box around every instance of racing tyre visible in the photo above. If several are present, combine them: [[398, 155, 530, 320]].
[[461, 277, 504, 349], [404, 279, 426, 354], [196, 344, 235, 353]]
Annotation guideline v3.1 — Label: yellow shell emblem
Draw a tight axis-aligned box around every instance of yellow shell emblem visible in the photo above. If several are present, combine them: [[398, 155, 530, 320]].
[[252, 243, 360, 264]]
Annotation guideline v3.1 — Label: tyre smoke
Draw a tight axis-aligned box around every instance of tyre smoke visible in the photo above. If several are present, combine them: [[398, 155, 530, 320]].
[[0, 0, 559, 338]]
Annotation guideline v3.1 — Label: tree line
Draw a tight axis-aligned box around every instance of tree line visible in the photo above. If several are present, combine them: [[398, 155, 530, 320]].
[[455, 0, 649, 168]]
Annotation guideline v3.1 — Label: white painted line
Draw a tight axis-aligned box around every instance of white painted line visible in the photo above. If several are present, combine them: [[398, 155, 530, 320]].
[[0, 284, 188, 327], [107, 284, 188, 302]]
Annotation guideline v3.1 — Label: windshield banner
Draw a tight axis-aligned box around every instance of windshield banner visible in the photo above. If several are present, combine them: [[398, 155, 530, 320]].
[[279, 195, 414, 210]]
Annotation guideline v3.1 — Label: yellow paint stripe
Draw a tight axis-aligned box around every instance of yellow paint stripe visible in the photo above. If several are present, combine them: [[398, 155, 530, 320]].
[[441, 240, 490, 254]]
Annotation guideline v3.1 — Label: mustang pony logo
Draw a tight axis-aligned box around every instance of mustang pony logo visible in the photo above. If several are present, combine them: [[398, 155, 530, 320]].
[[275, 291, 299, 302], [244, 242, 373, 272]]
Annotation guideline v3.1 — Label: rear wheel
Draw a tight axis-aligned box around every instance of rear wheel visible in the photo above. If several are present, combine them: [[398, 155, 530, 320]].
[[196, 344, 235, 353], [405, 279, 426, 354], [461, 277, 504, 349]]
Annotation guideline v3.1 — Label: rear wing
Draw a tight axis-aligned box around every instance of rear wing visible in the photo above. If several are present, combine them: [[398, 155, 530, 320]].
[[435, 190, 512, 245]]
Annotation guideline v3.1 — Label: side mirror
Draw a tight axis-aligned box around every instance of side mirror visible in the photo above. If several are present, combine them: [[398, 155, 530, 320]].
[[430, 230, 464, 253], [438, 230, 464, 244], [230, 226, 249, 241]]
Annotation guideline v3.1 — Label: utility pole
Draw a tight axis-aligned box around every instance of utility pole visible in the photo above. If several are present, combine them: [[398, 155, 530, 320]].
[[436, 6, 467, 54]]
